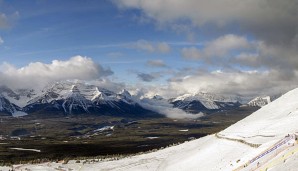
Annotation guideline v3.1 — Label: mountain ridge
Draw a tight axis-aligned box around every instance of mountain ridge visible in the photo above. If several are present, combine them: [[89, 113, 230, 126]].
[[0, 81, 273, 117]]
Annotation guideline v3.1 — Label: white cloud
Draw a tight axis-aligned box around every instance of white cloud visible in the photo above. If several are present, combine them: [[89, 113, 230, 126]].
[[137, 71, 164, 82], [181, 34, 252, 60], [113, 0, 298, 44], [107, 52, 123, 58], [0, 36, 3, 45], [0, 13, 8, 28], [233, 53, 260, 67], [181, 47, 202, 60], [129, 88, 203, 118], [166, 69, 298, 98], [132, 39, 155, 52], [130, 40, 171, 53], [146, 59, 166, 67], [204, 34, 251, 56], [114, 0, 298, 75], [0, 11, 19, 28], [0, 56, 113, 89], [137, 73, 157, 82], [157, 42, 171, 53], [139, 97, 203, 119]]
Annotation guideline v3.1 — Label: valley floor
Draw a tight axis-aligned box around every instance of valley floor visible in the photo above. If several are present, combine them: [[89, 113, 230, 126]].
[[0, 107, 254, 166]]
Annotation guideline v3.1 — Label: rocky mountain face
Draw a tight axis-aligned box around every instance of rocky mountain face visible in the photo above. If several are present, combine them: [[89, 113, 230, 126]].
[[170, 92, 242, 113], [247, 96, 271, 107], [0, 94, 21, 116]]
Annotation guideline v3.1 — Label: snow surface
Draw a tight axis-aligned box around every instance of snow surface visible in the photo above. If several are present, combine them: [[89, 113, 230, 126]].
[[3, 88, 298, 171], [10, 148, 41, 153], [11, 111, 28, 117], [93, 126, 114, 132], [268, 146, 298, 171]]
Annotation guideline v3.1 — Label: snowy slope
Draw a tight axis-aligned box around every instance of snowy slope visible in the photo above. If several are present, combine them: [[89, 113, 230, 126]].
[[220, 89, 297, 144], [9, 87, 298, 170]]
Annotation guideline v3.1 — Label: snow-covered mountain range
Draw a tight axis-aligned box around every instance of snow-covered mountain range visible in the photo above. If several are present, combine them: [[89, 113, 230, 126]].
[[0, 81, 271, 117], [0, 81, 153, 117]]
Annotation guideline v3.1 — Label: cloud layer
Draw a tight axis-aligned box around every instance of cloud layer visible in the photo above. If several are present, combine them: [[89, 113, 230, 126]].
[[0, 13, 9, 28], [165, 69, 298, 99], [181, 34, 254, 64], [0, 36, 3, 45], [114, 0, 298, 44], [130, 40, 171, 53], [201, 34, 251, 57], [146, 60, 166, 67], [114, 0, 298, 76], [0, 56, 113, 89], [139, 97, 203, 119], [137, 72, 162, 82], [139, 1, 298, 99], [0, 11, 19, 28]]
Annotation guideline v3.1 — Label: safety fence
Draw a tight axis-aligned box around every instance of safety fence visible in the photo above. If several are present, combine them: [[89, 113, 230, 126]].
[[215, 133, 261, 148]]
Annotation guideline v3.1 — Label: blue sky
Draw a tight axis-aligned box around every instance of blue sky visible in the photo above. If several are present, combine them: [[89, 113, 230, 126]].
[[0, 0, 297, 97]]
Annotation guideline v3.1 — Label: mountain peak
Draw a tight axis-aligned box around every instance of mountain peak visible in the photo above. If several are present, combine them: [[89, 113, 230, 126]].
[[91, 87, 109, 101], [119, 89, 131, 98], [152, 94, 163, 100], [247, 96, 271, 107], [70, 85, 80, 93]]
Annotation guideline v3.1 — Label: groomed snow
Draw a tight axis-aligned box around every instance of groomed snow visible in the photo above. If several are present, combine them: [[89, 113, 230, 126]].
[[2, 88, 298, 171]]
